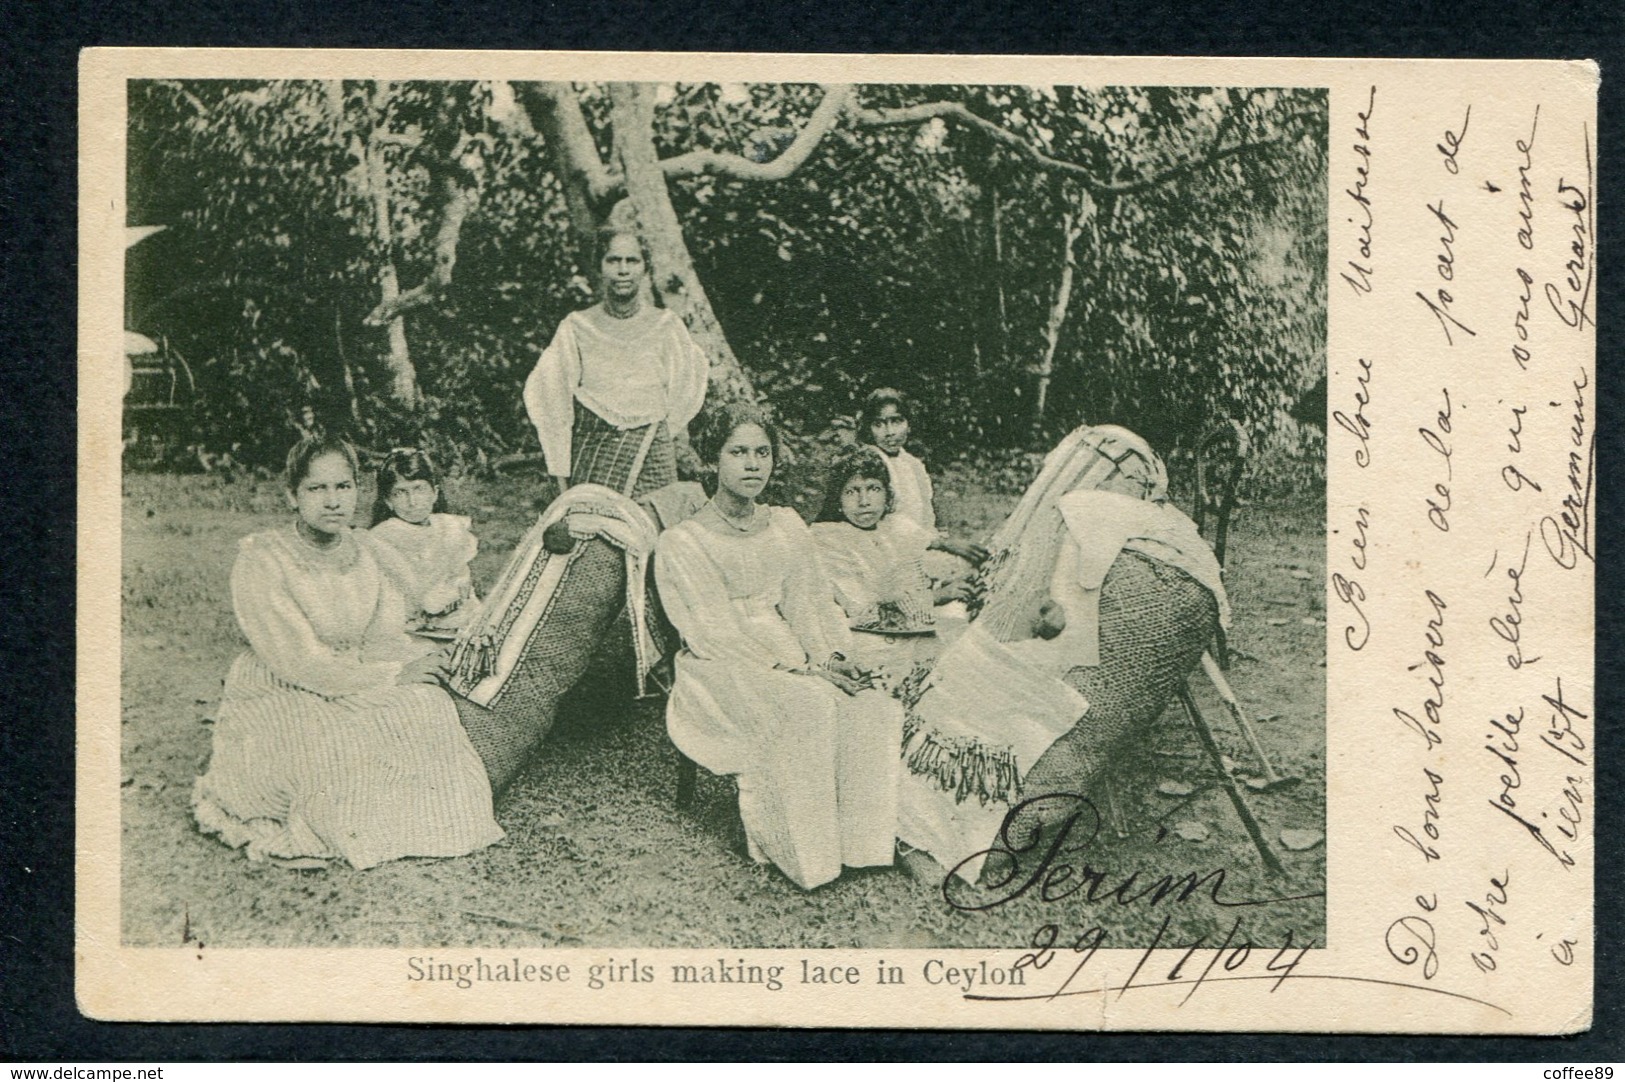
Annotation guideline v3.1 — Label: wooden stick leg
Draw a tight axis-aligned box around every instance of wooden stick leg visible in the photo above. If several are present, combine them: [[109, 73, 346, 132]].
[[675, 751, 697, 809], [1104, 775, 1129, 838], [1176, 683, 1284, 876], [1201, 652, 1283, 784]]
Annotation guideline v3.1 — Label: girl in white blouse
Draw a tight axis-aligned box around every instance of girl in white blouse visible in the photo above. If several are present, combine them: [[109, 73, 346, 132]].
[[369, 448, 480, 632], [654, 405, 903, 890]]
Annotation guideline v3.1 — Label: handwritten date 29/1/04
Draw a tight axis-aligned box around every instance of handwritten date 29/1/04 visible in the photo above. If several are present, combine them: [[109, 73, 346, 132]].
[[988, 916, 1507, 1017]]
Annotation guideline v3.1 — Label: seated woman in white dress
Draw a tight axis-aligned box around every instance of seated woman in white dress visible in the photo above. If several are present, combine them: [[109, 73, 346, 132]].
[[809, 444, 971, 682], [654, 404, 904, 890], [896, 426, 1230, 888], [193, 437, 504, 870]]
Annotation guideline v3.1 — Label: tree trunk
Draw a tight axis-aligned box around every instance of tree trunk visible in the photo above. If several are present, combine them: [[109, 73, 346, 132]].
[[1034, 198, 1087, 430], [990, 181, 1007, 373], [363, 83, 418, 408], [607, 83, 758, 405], [325, 79, 419, 410], [521, 82, 602, 260]]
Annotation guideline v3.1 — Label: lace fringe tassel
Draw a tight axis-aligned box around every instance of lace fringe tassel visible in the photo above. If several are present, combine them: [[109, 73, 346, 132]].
[[901, 709, 1022, 807], [448, 632, 497, 688]]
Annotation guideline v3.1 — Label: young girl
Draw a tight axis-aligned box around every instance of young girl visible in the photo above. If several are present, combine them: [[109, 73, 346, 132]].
[[812, 445, 972, 621], [370, 448, 480, 633], [859, 387, 990, 570], [811, 445, 971, 683], [654, 404, 903, 890]]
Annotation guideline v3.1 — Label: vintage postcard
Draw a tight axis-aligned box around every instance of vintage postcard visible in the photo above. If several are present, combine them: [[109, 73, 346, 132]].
[[78, 51, 1595, 1031]]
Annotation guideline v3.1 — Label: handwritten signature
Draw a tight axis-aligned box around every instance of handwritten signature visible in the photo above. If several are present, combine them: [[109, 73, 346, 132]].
[[1539, 368, 1593, 569], [941, 794, 1323, 914], [1543, 126, 1594, 331]]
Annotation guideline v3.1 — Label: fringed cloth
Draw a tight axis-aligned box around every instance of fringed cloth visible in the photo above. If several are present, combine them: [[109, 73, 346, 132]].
[[897, 550, 1217, 885], [569, 401, 676, 501], [898, 424, 1225, 842], [447, 485, 660, 707], [971, 425, 1168, 639], [898, 625, 1088, 807]]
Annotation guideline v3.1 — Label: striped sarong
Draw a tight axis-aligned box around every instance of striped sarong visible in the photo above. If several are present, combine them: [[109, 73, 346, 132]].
[[446, 487, 660, 794], [570, 401, 676, 501]]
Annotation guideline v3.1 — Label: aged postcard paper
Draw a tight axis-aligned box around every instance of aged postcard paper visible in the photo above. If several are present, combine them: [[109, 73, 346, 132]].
[[78, 50, 1595, 1031]]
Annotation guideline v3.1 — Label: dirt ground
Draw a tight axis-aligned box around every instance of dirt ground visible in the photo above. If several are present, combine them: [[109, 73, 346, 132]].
[[118, 465, 1325, 951]]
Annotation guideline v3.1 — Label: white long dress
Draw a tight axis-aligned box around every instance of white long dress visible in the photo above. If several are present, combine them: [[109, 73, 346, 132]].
[[193, 526, 503, 869], [655, 505, 903, 890]]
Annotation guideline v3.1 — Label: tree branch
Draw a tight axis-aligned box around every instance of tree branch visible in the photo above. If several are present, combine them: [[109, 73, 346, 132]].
[[520, 82, 620, 203], [850, 98, 1314, 197], [850, 100, 1106, 185], [360, 131, 474, 324], [363, 151, 481, 326], [657, 85, 853, 182], [155, 79, 210, 116]]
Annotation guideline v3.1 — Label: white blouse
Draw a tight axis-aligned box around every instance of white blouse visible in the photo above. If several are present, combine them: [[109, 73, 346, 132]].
[[877, 447, 937, 535], [229, 526, 425, 697], [523, 305, 709, 479]]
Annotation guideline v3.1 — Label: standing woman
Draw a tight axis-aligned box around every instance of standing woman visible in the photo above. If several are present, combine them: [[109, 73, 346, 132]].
[[654, 405, 903, 890], [524, 228, 710, 501], [193, 436, 503, 869]]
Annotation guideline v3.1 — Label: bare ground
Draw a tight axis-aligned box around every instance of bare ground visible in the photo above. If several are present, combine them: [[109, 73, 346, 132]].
[[119, 467, 1325, 951]]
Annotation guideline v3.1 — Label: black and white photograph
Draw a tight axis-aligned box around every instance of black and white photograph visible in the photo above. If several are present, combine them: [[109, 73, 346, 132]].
[[82, 50, 1596, 1033], [117, 73, 1330, 953]]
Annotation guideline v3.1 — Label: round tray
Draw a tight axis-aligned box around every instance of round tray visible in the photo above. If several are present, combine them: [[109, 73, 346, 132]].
[[850, 624, 937, 638]]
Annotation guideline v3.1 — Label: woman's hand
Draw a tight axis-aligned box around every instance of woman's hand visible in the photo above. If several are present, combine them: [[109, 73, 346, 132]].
[[542, 519, 577, 555], [806, 655, 873, 697], [936, 537, 991, 566], [812, 667, 862, 696], [933, 579, 974, 605], [396, 648, 450, 686], [1033, 599, 1068, 641]]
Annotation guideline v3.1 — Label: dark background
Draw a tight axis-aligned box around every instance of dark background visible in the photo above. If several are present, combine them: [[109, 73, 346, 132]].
[[3, 0, 1621, 1061]]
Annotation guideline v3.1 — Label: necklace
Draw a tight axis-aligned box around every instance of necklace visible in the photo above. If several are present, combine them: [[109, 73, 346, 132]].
[[711, 499, 758, 533], [294, 519, 343, 550], [287, 520, 359, 573], [603, 296, 642, 320]]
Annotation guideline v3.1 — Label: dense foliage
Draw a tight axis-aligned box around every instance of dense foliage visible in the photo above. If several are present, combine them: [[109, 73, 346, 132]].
[[124, 79, 1326, 484]]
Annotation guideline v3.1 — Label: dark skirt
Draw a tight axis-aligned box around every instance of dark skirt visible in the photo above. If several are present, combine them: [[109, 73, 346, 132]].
[[570, 401, 676, 500]]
